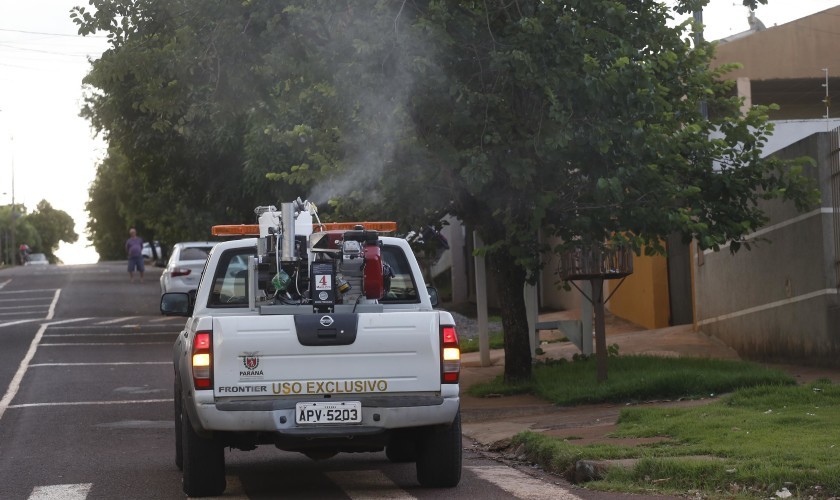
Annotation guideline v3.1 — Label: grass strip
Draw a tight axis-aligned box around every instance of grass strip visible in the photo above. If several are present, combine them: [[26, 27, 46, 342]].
[[467, 355, 795, 404], [459, 332, 505, 353], [513, 380, 840, 497]]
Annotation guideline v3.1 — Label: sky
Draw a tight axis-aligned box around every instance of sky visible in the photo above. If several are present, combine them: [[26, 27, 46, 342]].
[[0, 1, 839, 265]]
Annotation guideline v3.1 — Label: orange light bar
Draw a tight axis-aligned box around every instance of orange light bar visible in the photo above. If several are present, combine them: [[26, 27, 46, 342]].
[[212, 224, 260, 236], [212, 221, 397, 236], [315, 222, 397, 232]]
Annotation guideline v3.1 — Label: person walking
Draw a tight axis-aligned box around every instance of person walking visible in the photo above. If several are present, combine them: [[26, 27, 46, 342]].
[[18, 243, 30, 265], [125, 228, 145, 283]]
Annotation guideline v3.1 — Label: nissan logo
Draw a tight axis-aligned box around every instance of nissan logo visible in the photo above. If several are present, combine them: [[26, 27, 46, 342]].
[[320, 315, 334, 327]]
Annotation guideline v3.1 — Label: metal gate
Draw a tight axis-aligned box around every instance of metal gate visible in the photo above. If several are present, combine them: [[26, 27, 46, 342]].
[[830, 126, 840, 287]]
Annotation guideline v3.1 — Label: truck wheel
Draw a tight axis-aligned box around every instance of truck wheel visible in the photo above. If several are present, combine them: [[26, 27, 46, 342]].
[[415, 411, 462, 487], [181, 396, 226, 497], [174, 377, 183, 471], [386, 432, 417, 463]]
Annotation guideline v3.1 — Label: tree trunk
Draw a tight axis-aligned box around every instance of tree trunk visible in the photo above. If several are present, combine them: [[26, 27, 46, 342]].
[[489, 249, 532, 382]]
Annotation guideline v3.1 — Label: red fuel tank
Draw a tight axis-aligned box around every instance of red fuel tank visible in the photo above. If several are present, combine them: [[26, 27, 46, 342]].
[[363, 243, 384, 300]]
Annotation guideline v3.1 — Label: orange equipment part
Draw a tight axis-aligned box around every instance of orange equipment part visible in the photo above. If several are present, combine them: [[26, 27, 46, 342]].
[[212, 222, 397, 237]]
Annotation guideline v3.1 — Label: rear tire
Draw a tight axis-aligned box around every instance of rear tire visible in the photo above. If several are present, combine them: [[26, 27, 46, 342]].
[[174, 377, 183, 471], [181, 396, 226, 497], [416, 411, 462, 487]]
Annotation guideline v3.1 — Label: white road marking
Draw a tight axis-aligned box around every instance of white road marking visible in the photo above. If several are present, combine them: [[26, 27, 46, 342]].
[[0, 297, 51, 303], [8, 399, 170, 409], [151, 316, 184, 323], [0, 310, 46, 317], [46, 323, 176, 330], [44, 318, 91, 326], [43, 331, 174, 337], [28, 483, 92, 500], [0, 279, 10, 289], [39, 342, 171, 346], [46, 289, 60, 320], [467, 465, 581, 499], [326, 470, 416, 499], [95, 317, 138, 325], [29, 362, 170, 367], [0, 324, 47, 422], [0, 305, 48, 311], [0, 318, 40, 329], [0, 288, 58, 294]]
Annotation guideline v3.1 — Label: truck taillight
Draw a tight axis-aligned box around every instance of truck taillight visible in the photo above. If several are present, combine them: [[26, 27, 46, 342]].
[[172, 267, 191, 277], [192, 331, 212, 390], [441, 326, 460, 384]]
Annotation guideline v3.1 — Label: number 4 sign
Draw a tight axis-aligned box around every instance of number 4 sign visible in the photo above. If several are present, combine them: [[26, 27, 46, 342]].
[[315, 274, 332, 291]]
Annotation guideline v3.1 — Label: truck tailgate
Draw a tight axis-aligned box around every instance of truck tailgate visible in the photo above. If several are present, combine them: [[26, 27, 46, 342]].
[[211, 312, 442, 397]]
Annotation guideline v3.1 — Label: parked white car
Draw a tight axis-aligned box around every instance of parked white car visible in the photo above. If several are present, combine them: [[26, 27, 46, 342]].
[[159, 242, 217, 295]]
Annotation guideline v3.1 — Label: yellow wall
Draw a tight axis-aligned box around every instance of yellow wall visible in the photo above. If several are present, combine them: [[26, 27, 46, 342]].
[[605, 253, 670, 329]]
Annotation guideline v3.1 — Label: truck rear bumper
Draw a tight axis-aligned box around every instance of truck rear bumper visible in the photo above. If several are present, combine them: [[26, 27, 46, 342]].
[[193, 395, 460, 433]]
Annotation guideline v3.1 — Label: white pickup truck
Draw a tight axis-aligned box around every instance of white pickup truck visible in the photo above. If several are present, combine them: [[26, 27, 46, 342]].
[[161, 201, 461, 497]]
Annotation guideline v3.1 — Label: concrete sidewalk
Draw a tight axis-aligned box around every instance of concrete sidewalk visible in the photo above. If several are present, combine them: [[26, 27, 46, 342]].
[[458, 312, 840, 451]]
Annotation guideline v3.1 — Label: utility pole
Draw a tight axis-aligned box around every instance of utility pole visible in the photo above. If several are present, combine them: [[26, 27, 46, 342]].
[[7, 133, 14, 266], [693, 9, 708, 119], [822, 68, 830, 131], [10, 137, 14, 266]]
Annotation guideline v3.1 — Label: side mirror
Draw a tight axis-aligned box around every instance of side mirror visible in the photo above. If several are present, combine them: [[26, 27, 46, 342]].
[[160, 292, 191, 316], [427, 286, 439, 308]]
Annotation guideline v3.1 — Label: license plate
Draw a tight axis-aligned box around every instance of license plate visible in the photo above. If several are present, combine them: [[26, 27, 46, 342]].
[[295, 401, 362, 424]]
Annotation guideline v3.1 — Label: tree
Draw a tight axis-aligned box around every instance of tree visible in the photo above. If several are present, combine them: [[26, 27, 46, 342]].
[[27, 200, 79, 262], [75, 0, 288, 256], [0, 204, 39, 264], [85, 152, 131, 260], [398, 0, 818, 382], [269, 0, 814, 382], [75, 0, 815, 384]]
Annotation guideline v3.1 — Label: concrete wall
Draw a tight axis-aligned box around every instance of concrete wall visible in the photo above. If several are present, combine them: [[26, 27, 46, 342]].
[[712, 8, 840, 121], [695, 132, 840, 366], [760, 120, 840, 157], [438, 216, 469, 303], [712, 7, 840, 81], [538, 236, 583, 313]]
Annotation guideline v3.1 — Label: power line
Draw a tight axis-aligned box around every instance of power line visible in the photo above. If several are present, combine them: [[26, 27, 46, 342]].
[[0, 43, 99, 57], [0, 27, 107, 39]]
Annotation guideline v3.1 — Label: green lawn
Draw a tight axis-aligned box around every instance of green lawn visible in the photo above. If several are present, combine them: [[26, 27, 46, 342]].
[[467, 355, 795, 403], [468, 355, 840, 497], [459, 332, 505, 353]]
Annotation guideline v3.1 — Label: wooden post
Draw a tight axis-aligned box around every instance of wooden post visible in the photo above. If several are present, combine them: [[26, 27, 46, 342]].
[[581, 280, 594, 356], [591, 277, 608, 382]]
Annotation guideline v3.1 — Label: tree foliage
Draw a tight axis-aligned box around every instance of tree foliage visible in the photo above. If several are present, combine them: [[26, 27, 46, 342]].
[[26, 201, 79, 262], [0, 201, 77, 264], [75, 0, 815, 382], [76, 0, 293, 254]]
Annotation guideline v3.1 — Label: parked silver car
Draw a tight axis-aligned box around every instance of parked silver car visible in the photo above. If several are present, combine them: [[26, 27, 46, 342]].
[[142, 241, 163, 261], [159, 242, 217, 295], [25, 253, 49, 266]]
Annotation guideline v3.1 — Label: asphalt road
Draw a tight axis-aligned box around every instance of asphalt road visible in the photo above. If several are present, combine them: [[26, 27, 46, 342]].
[[0, 261, 609, 500]]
